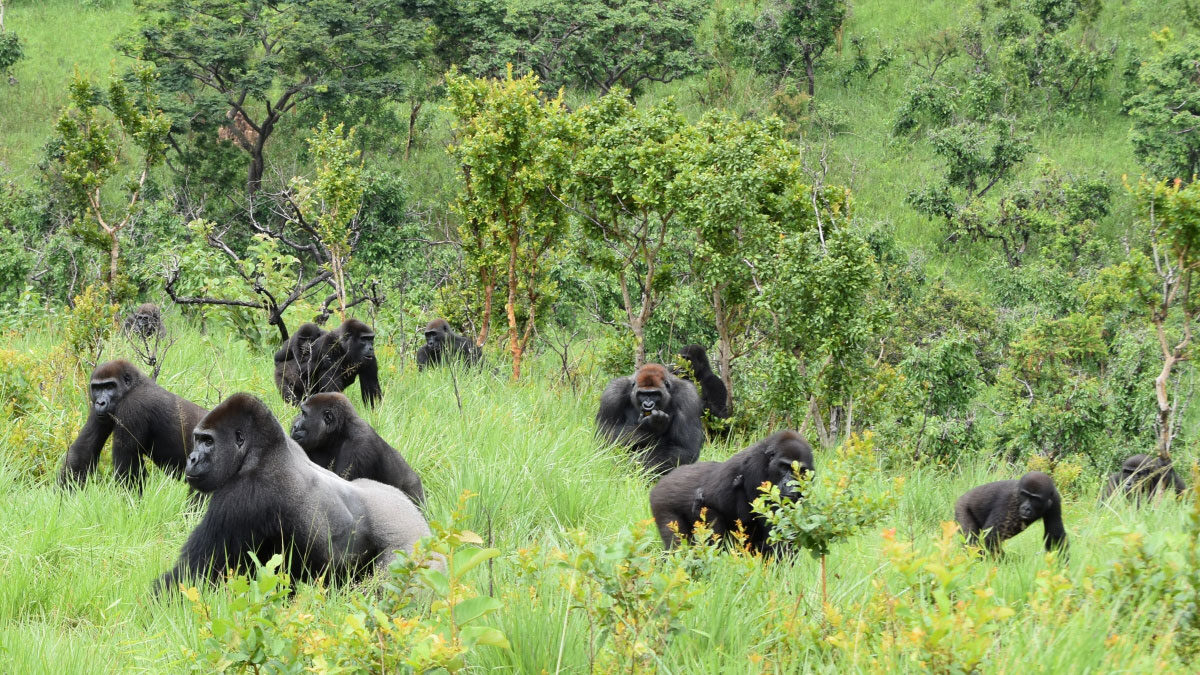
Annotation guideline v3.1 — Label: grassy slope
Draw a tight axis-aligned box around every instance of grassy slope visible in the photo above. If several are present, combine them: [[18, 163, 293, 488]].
[[0, 323, 1194, 672]]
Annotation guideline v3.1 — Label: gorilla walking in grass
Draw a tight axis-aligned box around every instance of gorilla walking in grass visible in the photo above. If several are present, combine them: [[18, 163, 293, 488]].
[[650, 430, 814, 554], [596, 363, 704, 476], [274, 318, 383, 408], [1101, 453, 1186, 503], [290, 392, 425, 507], [60, 359, 208, 490], [954, 471, 1067, 556], [155, 393, 435, 594]]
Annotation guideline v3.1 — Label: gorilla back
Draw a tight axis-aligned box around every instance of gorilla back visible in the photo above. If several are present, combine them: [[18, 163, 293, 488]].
[[596, 363, 705, 475], [60, 359, 208, 490], [155, 393, 433, 593]]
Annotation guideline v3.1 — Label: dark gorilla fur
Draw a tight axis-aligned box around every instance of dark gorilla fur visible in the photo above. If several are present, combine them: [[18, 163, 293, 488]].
[[123, 303, 166, 338], [155, 394, 435, 593], [677, 344, 730, 419], [954, 471, 1067, 555], [415, 318, 481, 370], [60, 359, 208, 490], [596, 363, 705, 476], [290, 393, 425, 506], [1101, 453, 1186, 502], [650, 430, 814, 554], [274, 318, 383, 408]]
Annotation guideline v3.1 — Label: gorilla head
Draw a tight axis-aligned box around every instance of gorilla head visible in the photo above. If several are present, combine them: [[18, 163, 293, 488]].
[[1016, 471, 1057, 523], [89, 361, 139, 417], [273, 318, 383, 408], [185, 393, 269, 494], [1102, 453, 1187, 502], [596, 363, 705, 476], [632, 364, 673, 417], [289, 393, 340, 448], [761, 431, 814, 501], [338, 318, 376, 366], [423, 319, 451, 353]]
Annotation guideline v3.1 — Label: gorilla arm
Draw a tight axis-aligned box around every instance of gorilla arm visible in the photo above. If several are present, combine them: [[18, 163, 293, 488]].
[[59, 413, 115, 487], [357, 357, 383, 408]]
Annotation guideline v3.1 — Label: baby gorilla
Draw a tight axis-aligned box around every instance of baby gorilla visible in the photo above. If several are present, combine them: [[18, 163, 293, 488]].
[[155, 394, 434, 593], [1101, 453, 1186, 503], [290, 393, 425, 507], [650, 431, 814, 555], [954, 471, 1067, 556]]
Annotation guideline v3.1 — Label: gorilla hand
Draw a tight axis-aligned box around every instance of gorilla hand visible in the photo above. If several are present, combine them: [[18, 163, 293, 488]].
[[639, 408, 671, 433]]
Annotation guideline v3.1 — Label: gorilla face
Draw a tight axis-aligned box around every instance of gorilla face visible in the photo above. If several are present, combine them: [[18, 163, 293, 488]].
[[185, 426, 244, 493], [424, 325, 446, 353], [90, 368, 134, 416], [631, 364, 672, 416], [765, 434, 814, 501], [290, 399, 337, 448], [344, 327, 375, 363], [1017, 473, 1056, 522]]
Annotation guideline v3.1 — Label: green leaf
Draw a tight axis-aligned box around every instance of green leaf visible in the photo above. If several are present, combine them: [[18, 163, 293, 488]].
[[453, 596, 503, 626], [460, 625, 511, 650]]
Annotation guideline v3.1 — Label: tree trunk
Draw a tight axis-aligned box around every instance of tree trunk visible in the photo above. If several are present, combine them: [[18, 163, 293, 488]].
[[1154, 353, 1176, 461], [506, 229, 521, 379], [405, 100, 422, 162], [248, 151, 265, 195], [712, 287, 734, 411], [804, 52, 816, 97], [618, 271, 645, 369], [107, 232, 120, 299]]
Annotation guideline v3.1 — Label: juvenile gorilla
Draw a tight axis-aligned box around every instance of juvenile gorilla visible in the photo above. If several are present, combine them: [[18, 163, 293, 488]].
[[415, 318, 481, 370], [954, 471, 1067, 556], [1102, 453, 1187, 502], [677, 344, 730, 420], [60, 360, 208, 490], [650, 430, 814, 554], [155, 393, 434, 593], [123, 302, 166, 338], [596, 363, 704, 476], [290, 393, 425, 506], [274, 318, 382, 408]]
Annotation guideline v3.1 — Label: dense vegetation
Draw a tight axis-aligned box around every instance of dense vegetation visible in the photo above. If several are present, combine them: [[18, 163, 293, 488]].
[[3, 0, 1200, 672]]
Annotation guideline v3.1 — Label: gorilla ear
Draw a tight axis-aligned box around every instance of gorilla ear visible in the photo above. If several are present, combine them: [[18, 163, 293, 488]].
[[323, 409, 335, 425], [123, 372, 133, 385], [764, 445, 777, 458], [234, 429, 246, 448]]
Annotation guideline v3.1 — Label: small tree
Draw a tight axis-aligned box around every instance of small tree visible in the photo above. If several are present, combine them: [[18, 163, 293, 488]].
[[1127, 33, 1200, 183], [53, 66, 169, 300], [0, 1, 23, 85], [559, 92, 692, 368], [447, 67, 568, 379], [739, 0, 848, 97]]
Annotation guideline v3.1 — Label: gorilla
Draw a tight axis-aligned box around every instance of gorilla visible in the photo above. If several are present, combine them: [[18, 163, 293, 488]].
[[650, 430, 814, 554], [155, 393, 435, 593], [954, 471, 1067, 556], [60, 359, 208, 490], [677, 345, 730, 420], [415, 319, 482, 370], [274, 318, 382, 408], [596, 363, 704, 476], [290, 393, 425, 507], [123, 303, 166, 339], [1101, 453, 1187, 503]]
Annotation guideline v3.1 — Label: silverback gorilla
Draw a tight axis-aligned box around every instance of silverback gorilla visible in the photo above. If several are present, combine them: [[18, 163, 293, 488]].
[[954, 471, 1067, 556], [596, 363, 704, 476], [415, 318, 481, 370], [60, 360, 208, 490], [650, 430, 814, 554], [274, 318, 382, 408], [290, 393, 426, 506], [155, 394, 434, 593], [1101, 453, 1186, 502]]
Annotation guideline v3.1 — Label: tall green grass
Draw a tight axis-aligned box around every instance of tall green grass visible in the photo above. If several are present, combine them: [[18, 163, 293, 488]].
[[0, 322, 1194, 672]]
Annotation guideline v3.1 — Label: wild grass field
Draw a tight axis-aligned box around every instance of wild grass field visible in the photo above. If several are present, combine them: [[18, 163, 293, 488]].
[[0, 321, 1195, 673]]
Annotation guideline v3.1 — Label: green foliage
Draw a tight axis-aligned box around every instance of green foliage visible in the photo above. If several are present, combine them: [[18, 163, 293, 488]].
[[0, 27, 22, 82], [182, 492, 509, 673], [446, 67, 568, 378], [734, 0, 849, 97], [755, 432, 900, 562], [50, 65, 169, 298], [558, 521, 701, 673], [63, 284, 118, 370], [1127, 33, 1200, 181], [289, 119, 365, 319]]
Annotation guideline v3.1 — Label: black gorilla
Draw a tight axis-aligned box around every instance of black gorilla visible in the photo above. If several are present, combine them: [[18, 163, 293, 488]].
[[677, 344, 730, 420], [274, 318, 382, 408], [290, 393, 426, 506], [954, 471, 1067, 555], [650, 430, 814, 554], [123, 303, 166, 338], [596, 363, 704, 476], [1101, 453, 1187, 502], [415, 318, 481, 370], [60, 360, 208, 490], [155, 393, 435, 593]]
